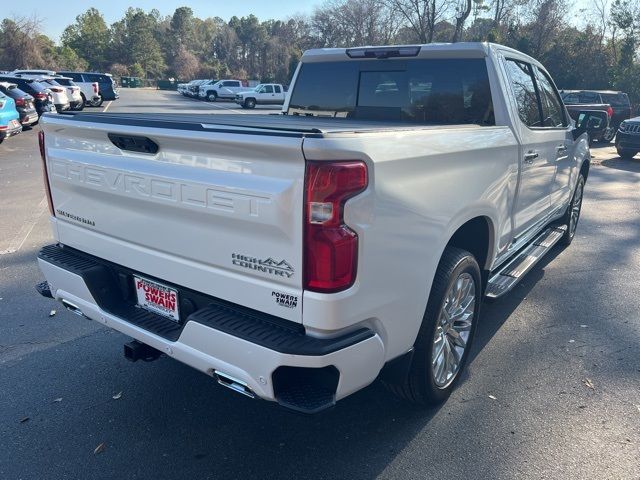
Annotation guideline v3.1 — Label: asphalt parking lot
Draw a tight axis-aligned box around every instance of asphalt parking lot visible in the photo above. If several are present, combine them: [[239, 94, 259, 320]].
[[1, 89, 639, 480]]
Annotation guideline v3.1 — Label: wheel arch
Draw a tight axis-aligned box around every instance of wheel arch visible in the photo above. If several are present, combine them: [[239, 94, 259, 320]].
[[445, 215, 495, 275], [580, 159, 590, 181]]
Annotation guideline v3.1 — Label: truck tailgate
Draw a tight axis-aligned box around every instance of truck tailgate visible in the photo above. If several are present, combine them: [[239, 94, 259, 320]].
[[42, 114, 305, 322]]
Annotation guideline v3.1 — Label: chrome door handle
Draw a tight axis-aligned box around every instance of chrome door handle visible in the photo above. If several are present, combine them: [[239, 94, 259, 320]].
[[524, 151, 539, 163], [556, 145, 568, 155]]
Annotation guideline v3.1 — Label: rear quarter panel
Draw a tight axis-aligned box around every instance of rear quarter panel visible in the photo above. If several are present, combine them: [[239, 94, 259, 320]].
[[302, 126, 518, 359]]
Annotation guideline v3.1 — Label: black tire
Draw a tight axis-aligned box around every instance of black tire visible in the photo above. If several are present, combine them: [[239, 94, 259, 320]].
[[384, 247, 481, 405], [88, 95, 103, 107], [207, 91, 217, 102], [600, 128, 615, 143], [617, 148, 637, 160], [559, 173, 585, 246], [244, 98, 256, 109], [80, 93, 86, 106]]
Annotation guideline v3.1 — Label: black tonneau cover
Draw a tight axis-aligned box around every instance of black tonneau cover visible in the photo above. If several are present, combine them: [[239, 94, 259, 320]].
[[52, 111, 447, 137]]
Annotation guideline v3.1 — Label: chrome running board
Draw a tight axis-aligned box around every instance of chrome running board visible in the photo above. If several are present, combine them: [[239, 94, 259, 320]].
[[485, 225, 566, 299]]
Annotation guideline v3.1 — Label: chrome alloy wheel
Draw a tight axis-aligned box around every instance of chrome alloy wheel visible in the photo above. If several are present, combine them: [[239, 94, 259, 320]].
[[432, 272, 476, 388], [569, 180, 584, 236]]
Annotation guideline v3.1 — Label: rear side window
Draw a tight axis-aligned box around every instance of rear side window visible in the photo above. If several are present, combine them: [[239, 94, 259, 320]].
[[504, 59, 541, 127], [274, 85, 281, 93], [86, 74, 109, 83], [534, 67, 567, 127], [288, 58, 494, 125]]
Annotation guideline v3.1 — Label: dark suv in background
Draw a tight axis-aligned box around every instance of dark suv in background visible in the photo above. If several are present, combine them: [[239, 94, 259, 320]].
[[57, 71, 119, 105], [561, 90, 632, 142]]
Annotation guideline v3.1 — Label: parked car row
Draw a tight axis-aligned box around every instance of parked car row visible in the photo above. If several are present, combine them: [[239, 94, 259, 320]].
[[177, 78, 288, 109], [0, 69, 118, 145]]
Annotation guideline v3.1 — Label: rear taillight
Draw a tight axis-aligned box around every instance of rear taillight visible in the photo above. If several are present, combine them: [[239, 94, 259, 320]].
[[92, 82, 99, 93], [607, 106, 613, 118], [50, 87, 63, 93], [15, 98, 25, 107], [34, 93, 47, 100], [0, 101, 4, 109], [38, 131, 55, 216], [304, 161, 368, 293]]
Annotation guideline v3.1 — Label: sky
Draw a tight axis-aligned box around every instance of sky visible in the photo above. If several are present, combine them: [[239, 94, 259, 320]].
[[6, 0, 319, 42], [7, 0, 595, 43]]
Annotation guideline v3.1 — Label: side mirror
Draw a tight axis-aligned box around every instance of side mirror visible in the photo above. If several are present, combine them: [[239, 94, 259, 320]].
[[573, 110, 608, 140]]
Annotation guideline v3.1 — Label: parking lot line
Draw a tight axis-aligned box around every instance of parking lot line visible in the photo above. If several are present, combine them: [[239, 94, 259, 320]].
[[192, 99, 248, 115], [102, 101, 113, 112], [0, 196, 47, 255]]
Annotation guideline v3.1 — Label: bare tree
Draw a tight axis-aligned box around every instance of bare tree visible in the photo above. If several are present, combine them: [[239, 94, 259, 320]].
[[0, 15, 47, 69], [384, 0, 452, 43], [452, 0, 472, 41], [172, 45, 200, 80], [592, 0, 610, 44], [312, 0, 400, 47]]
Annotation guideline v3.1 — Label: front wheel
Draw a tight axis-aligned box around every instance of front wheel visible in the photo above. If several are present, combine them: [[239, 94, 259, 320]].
[[244, 98, 256, 109], [384, 247, 481, 405], [207, 92, 217, 102], [560, 174, 585, 246]]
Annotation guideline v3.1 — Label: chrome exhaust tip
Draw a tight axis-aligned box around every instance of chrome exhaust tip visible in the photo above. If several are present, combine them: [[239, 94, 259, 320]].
[[61, 299, 87, 318], [214, 370, 256, 399]]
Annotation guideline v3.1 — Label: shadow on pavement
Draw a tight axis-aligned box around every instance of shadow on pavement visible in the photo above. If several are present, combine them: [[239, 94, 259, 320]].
[[599, 157, 640, 173]]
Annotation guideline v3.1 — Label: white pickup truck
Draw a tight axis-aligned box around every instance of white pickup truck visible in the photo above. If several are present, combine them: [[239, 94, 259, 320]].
[[234, 83, 287, 108], [198, 79, 245, 102], [36, 43, 605, 414]]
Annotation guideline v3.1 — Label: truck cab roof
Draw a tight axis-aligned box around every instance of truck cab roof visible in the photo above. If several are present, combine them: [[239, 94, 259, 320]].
[[302, 42, 543, 66]]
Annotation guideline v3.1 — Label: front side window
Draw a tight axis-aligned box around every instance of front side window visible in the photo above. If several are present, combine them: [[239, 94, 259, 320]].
[[504, 59, 541, 127], [288, 58, 494, 125], [535, 67, 567, 127]]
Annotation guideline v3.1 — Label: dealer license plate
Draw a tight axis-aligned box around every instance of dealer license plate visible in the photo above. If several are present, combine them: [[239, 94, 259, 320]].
[[134, 276, 179, 322]]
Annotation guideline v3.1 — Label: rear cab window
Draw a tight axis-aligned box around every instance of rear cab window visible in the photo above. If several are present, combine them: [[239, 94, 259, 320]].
[[287, 58, 495, 125]]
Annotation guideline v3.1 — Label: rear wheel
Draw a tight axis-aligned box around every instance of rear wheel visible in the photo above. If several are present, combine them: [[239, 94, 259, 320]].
[[560, 174, 585, 246], [617, 148, 637, 159], [88, 95, 103, 107], [385, 247, 481, 405], [600, 128, 615, 143]]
